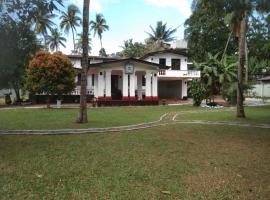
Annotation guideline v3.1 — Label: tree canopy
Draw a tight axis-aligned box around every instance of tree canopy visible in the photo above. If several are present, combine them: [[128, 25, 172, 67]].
[[0, 17, 40, 100], [25, 51, 75, 105], [118, 39, 147, 58]]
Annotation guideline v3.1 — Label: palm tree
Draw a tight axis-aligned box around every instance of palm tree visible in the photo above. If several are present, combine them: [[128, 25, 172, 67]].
[[74, 33, 92, 54], [226, 0, 270, 118], [146, 21, 177, 49], [31, 11, 56, 47], [60, 4, 82, 51], [46, 28, 66, 52], [77, 0, 90, 123], [90, 13, 109, 49]]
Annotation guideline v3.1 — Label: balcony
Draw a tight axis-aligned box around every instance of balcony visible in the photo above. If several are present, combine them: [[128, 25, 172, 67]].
[[72, 88, 94, 95], [158, 70, 201, 79]]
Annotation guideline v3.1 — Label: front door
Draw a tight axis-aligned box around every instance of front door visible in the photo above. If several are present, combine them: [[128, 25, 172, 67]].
[[111, 75, 122, 100]]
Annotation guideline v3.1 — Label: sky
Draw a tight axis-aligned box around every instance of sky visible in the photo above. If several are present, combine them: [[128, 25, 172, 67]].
[[59, 0, 192, 55]]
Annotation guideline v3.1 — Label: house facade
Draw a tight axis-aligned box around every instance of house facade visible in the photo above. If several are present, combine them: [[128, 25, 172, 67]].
[[68, 49, 200, 104], [141, 49, 200, 99]]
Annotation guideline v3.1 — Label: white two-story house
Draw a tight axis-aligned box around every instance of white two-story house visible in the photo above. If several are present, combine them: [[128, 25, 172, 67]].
[[141, 49, 200, 99]]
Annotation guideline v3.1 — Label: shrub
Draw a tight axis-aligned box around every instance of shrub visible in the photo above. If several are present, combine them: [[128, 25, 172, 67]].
[[189, 79, 207, 107]]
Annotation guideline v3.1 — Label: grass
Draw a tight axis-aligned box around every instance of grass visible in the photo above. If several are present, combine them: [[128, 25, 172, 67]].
[[175, 105, 270, 124], [0, 105, 201, 130], [0, 124, 269, 199]]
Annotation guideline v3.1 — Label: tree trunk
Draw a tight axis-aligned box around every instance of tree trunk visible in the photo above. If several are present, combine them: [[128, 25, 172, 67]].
[[100, 37, 103, 49], [236, 13, 247, 118], [77, 0, 90, 123], [11, 81, 21, 102], [72, 27, 76, 52]]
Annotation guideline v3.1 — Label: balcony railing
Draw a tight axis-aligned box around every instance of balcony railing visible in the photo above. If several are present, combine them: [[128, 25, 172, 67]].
[[158, 70, 201, 78], [72, 88, 94, 95]]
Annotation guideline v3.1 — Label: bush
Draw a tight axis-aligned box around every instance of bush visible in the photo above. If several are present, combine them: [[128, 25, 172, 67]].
[[222, 83, 237, 105], [189, 79, 207, 107], [25, 51, 76, 107]]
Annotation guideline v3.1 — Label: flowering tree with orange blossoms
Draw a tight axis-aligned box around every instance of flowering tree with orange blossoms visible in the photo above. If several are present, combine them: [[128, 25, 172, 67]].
[[25, 51, 76, 107]]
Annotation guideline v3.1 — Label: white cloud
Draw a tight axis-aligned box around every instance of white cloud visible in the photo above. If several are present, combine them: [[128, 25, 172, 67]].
[[145, 0, 191, 17], [69, 0, 102, 12]]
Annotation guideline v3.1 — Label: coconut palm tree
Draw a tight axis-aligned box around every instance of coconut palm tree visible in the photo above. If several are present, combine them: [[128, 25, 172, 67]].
[[90, 13, 109, 49], [46, 28, 66, 52], [225, 0, 270, 118], [77, 0, 90, 123], [60, 4, 82, 51], [146, 21, 177, 49], [31, 11, 56, 47], [74, 33, 92, 54]]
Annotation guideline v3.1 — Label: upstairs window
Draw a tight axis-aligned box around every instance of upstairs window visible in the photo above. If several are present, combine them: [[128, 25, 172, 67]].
[[171, 59, 181, 70], [159, 58, 166, 66]]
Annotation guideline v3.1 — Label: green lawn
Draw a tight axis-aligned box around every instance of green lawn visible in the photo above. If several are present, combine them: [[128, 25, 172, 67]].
[[1, 124, 269, 199], [0, 105, 200, 130], [175, 106, 270, 124], [0, 105, 269, 130]]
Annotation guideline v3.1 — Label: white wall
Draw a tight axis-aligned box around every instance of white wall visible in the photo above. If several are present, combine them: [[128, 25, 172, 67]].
[[145, 53, 188, 70], [71, 58, 105, 69], [71, 59, 81, 69], [248, 83, 270, 97]]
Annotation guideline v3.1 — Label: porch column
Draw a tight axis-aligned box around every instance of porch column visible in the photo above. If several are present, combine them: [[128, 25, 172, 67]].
[[181, 79, 187, 99], [145, 71, 152, 100], [137, 73, 143, 100], [94, 74, 98, 98], [122, 73, 129, 100], [98, 71, 104, 98], [105, 70, 111, 100], [129, 73, 136, 100], [152, 72, 158, 100]]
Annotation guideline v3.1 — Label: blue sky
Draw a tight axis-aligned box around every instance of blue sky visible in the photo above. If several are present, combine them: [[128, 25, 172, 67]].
[[59, 0, 192, 55]]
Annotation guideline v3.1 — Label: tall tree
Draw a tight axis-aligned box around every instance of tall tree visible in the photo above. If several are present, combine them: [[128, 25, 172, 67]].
[[225, 0, 270, 118], [77, 0, 90, 123], [90, 13, 109, 49], [146, 21, 177, 49], [0, 0, 62, 99], [31, 11, 56, 47], [247, 15, 270, 61], [60, 4, 82, 51], [185, 0, 238, 62], [46, 28, 66, 51], [0, 18, 40, 101]]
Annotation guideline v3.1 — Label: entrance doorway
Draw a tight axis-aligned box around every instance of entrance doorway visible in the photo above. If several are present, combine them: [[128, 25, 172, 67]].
[[111, 75, 122, 100]]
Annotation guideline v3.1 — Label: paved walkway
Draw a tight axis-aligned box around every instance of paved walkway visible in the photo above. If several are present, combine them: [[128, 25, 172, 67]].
[[0, 109, 269, 135]]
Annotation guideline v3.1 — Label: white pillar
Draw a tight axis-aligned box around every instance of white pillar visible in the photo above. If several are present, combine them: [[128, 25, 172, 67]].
[[137, 73, 143, 100], [145, 71, 152, 98], [87, 75, 92, 89], [105, 70, 111, 99], [181, 79, 188, 99], [122, 73, 129, 98], [129, 73, 136, 98], [94, 74, 98, 98], [152, 72, 158, 98], [98, 71, 104, 98]]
